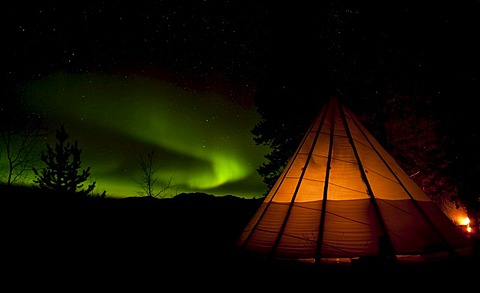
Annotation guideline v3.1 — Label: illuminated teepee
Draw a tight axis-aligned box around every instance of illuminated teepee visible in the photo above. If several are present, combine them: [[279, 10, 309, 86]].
[[237, 96, 472, 264]]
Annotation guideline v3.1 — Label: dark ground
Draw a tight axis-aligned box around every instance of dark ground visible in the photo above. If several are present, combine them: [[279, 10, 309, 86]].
[[2, 189, 479, 290]]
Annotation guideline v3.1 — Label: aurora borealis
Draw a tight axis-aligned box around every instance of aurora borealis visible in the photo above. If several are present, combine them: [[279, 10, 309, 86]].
[[17, 72, 270, 198], [3, 2, 275, 198]]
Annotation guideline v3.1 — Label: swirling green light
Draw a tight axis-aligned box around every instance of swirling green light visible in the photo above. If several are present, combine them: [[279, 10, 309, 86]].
[[20, 73, 270, 198]]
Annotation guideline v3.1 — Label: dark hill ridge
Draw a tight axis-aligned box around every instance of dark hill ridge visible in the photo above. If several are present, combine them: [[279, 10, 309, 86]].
[[2, 190, 265, 280], [2, 190, 263, 243]]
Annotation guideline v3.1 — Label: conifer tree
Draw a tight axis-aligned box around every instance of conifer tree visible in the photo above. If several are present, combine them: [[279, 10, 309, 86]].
[[32, 124, 95, 196]]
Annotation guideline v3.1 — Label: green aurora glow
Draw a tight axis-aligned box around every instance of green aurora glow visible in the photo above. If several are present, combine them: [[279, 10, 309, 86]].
[[17, 73, 270, 198]]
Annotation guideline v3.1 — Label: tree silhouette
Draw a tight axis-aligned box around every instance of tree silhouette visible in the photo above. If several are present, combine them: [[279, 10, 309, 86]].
[[32, 124, 95, 196], [137, 149, 175, 198], [0, 100, 48, 186], [1, 124, 47, 186]]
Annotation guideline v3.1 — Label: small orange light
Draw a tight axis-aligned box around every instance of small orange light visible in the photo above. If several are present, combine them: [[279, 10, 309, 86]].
[[458, 217, 470, 226]]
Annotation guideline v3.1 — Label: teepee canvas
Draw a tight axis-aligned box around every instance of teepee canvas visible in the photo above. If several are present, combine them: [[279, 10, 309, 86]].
[[237, 96, 472, 264]]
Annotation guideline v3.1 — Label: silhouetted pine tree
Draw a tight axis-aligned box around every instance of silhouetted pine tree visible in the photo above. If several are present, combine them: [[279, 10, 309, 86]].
[[32, 124, 95, 196]]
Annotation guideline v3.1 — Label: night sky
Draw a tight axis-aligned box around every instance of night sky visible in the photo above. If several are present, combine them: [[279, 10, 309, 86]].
[[3, 1, 274, 198], [20, 72, 270, 198], [3, 1, 480, 198]]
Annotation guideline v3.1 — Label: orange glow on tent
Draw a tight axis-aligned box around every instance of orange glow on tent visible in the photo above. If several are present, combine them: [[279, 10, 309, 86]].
[[237, 96, 474, 264]]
